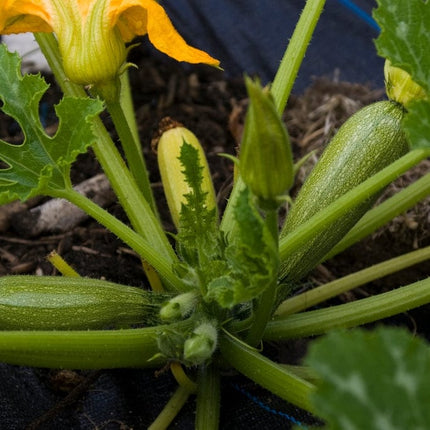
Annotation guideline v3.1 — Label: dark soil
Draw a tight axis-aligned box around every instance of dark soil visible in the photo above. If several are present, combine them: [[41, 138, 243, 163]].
[[0, 43, 428, 429]]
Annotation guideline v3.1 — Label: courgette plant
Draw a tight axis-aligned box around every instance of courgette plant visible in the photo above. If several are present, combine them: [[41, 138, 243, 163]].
[[0, 0, 429, 428]]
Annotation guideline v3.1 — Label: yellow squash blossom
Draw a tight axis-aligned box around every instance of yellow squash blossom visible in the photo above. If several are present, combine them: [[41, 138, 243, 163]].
[[0, 0, 219, 86]]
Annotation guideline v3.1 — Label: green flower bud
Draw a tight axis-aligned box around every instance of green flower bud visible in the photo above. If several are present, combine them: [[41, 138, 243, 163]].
[[384, 60, 427, 108], [159, 291, 199, 322], [183, 322, 218, 365], [239, 76, 293, 209]]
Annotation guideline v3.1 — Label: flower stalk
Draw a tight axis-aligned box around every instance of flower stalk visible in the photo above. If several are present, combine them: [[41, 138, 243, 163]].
[[35, 33, 176, 265]]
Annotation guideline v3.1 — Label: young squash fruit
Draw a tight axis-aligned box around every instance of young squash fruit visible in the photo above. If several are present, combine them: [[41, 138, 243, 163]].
[[0, 276, 168, 330], [279, 101, 409, 281], [156, 121, 217, 229]]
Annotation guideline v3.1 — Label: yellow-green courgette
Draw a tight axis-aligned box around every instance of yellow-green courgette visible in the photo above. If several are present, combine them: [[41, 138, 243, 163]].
[[279, 101, 409, 281], [157, 124, 217, 229], [0, 276, 165, 330]]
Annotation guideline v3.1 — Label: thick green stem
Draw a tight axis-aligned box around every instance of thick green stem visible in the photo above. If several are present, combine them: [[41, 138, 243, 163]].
[[52, 187, 184, 291], [279, 149, 430, 264], [326, 172, 430, 259], [149, 386, 192, 430], [195, 364, 221, 430], [219, 333, 316, 413], [0, 326, 168, 369], [90, 118, 175, 261], [265, 277, 430, 340], [35, 33, 175, 264], [246, 210, 279, 346], [104, 96, 158, 214], [119, 70, 140, 142], [271, 0, 326, 114], [275, 245, 430, 317], [221, 0, 325, 238]]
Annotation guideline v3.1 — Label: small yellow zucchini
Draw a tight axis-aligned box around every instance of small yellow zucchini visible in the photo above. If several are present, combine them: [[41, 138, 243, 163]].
[[280, 101, 409, 281], [0, 276, 164, 330], [157, 123, 217, 228]]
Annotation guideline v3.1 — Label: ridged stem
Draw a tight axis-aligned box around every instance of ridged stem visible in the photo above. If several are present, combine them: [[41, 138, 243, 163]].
[[149, 386, 192, 430], [195, 364, 221, 430], [246, 209, 279, 346], [52, 187, 184, 291], [271, 0, 326, 113], [265, 277, 430, 340], [0, 326, 169, 369], [326, 172, 430, 259], [219, 333, 316, 413], [35, 33, 176, 267], [275, 245, 430, 317], [102, 94, 158, 215]]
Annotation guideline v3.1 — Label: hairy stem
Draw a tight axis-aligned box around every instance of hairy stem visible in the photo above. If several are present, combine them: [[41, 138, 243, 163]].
[[265, 277, 430, 340], [195, 364, 221, 430], [326, 172, 430, 259], [220, 332, 316, 413], [35, 33, 176, 265], [149, 386, 192, 430], [275, 245, 430, 317], [246, 209, 279, 346], [103, 95, 157, 214], [271, 0, 326, 113], [52, 187, 184, 291], [0, 326, 171, 369]]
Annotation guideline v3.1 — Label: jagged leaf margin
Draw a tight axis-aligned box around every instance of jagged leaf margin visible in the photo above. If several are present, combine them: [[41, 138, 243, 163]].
[[0, 44, 104, 203]]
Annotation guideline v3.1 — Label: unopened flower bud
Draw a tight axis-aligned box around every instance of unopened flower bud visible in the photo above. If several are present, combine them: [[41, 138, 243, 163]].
[[183, 321, 218, 365], [239, 77, 293, 209], [159, 291, 199, 321]]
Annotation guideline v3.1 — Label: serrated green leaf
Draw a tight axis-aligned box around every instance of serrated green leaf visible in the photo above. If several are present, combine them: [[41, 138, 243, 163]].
[[374, 0, 430, 93], [176, 141, 218, 263], [305, 327, 430, 430], [374, 1, 430, 150], [0, 45, 104, 203], [403, 100, 430, 149], [205, 187, 278, 308]]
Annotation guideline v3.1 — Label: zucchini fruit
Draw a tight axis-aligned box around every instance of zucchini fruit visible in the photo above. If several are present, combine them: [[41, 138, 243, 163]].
[[0, 276, 167, 330], [157, 123, 217, 228], [279, 101, 409, 281]]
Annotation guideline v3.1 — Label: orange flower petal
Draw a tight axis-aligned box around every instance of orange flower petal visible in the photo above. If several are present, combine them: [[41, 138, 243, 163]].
[[109, 0, 220, 66], [0, 0, 52, 34]]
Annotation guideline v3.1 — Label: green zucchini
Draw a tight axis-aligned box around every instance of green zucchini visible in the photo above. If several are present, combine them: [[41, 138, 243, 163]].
[[279, 101, 409, 281], [0, 276, 169, 330]]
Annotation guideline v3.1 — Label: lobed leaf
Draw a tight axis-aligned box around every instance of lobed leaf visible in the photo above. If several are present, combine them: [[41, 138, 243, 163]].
[[305, 327, 430, 430], [206, 188, 278, 308], [176, 140, 219, 265], [403, 100, 430, 150], [374, 0, 430, 93], [0, 45, 104, 203], [374, 0, 430, 150]]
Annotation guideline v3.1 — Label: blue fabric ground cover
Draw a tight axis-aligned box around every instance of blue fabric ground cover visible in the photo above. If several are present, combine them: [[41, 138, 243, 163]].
[[161, 0, 382, 93]]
